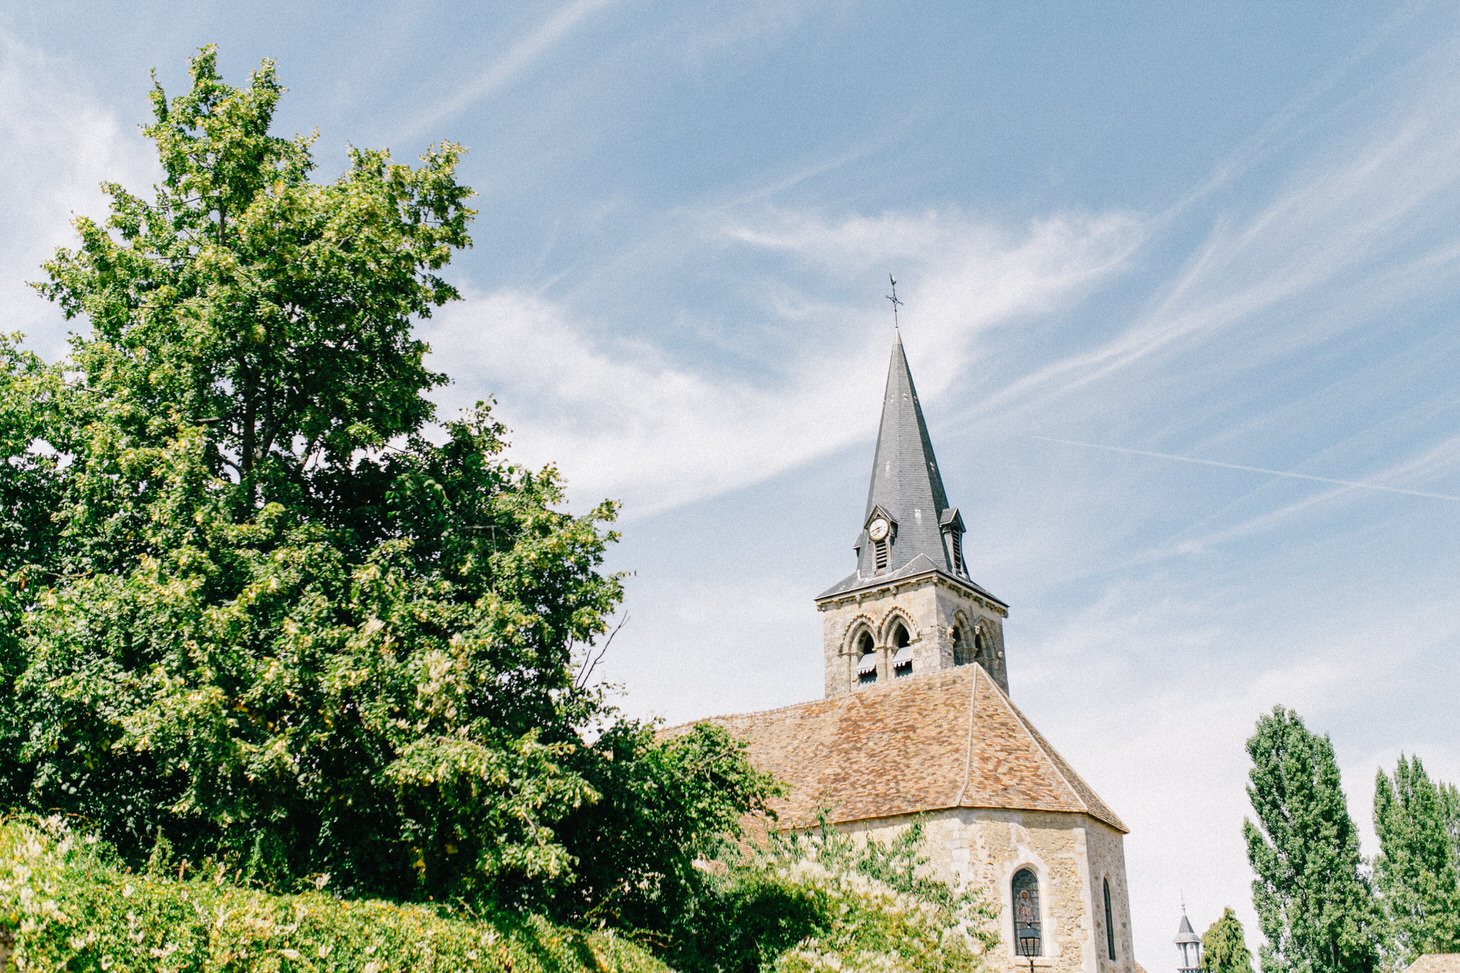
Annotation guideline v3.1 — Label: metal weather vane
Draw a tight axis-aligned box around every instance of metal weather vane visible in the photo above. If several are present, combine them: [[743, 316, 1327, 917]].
[[886, 273, 903, 328]]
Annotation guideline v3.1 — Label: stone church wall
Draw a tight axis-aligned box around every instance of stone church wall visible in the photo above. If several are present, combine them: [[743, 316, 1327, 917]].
[[836, 808, 1132, 973], [1084, 818, 1136, 973]]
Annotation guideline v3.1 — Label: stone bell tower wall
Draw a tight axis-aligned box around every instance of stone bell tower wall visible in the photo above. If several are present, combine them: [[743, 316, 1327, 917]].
[[817, 571, 1009, 698]]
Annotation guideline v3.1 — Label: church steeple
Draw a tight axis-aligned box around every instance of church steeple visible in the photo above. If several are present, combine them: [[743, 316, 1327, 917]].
[[860, 328, 963, 580], [816, 326, 1010, 698]]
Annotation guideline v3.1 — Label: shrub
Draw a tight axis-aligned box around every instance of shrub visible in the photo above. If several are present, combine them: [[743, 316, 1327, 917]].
[[0, 815, 668, 973], [669, 817, 998, 973]]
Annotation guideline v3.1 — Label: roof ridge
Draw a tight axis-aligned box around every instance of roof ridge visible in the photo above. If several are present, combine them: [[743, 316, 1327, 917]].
[[1000, 693, 1128, 832], [952, 664, 984, 807], [999, 691, 1084, 811]]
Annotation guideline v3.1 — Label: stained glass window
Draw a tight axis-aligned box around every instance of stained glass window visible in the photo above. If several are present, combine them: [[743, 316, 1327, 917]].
[[1013, 868, 1041, 957]]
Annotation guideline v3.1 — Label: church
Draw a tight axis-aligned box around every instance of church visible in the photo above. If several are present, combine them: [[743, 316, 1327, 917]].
[[703, 328, 1136, 973]]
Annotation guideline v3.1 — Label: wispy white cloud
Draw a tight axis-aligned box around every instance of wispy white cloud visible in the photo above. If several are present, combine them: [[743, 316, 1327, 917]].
[[425, 285, 879, 515], [0, 37, 156, 354], [423, 206, 1145, 515], [976, 45, 1460, 429], [720, 206, 1147, 393], [406, 0, 617, 139], [1034, 437, 1460, 504], [670, 0, 825, 71]]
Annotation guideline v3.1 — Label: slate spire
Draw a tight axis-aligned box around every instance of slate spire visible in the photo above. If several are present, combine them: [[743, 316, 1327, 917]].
[[858, 328, 962, 579]]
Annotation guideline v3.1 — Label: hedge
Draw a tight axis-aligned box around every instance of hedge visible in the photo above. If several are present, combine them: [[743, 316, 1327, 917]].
[[0, 816, 669, 973]]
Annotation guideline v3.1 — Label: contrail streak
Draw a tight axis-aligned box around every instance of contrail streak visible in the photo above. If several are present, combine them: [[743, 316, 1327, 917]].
[[1034, 437, 1460, 503]]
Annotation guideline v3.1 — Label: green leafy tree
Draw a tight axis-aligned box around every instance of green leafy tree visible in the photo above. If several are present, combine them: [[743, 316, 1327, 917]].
[[1201, 907, 1256, 973], [1439, 780, 1460, 876], [0, 335, 63, 809], [553, 720, 781, 935], [1244, 706, 1378, 973], [1372, 755, 1460, 968], [1, 47, 776, 921], [671, 816, 997, 973]]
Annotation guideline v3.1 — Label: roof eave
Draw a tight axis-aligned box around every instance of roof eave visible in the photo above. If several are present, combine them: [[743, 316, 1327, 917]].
[[815, 564, 1008, 610]]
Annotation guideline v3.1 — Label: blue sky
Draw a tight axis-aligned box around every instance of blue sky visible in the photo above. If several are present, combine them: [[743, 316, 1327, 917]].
[[5, 2, 1460, 964]]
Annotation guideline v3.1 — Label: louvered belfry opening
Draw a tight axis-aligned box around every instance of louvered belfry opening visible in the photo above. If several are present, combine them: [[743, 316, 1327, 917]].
[[855, 631, 877, 685], [891, 623, 912, 678]]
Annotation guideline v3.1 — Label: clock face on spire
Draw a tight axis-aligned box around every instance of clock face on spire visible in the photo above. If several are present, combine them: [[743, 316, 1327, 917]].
[[868, 517, 890, 541]]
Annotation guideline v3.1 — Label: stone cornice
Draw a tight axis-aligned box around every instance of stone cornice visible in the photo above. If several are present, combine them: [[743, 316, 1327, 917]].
[[814, 567, 1009, 617]]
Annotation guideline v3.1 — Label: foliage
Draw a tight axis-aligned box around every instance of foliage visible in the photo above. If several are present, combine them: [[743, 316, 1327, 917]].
[[1372, 755, 1460, 969], [0, 335, 63, 813], [1244, 706, 1378, 973], [0, 334, 61, 580], [1438, 780, 1460, 884], [35, 45, 470, 517], [668, 816, 998, 973], [1201, 907, 1256, 973], [553, 721, 781, 935], [0, 815, 669, 973], [0, 45, 728, 917]]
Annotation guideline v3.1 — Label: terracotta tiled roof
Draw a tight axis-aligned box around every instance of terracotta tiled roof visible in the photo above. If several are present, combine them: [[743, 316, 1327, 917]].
[[696, 663, 1125, 832], [1407, 956, 1460, 973]]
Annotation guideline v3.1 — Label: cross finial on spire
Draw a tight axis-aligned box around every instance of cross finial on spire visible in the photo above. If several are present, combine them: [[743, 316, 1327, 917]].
[[886, 273, 903, 328]]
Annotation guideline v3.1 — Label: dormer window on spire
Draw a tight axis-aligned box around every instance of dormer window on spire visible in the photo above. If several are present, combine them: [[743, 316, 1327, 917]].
[[865, 509, 896, 576]]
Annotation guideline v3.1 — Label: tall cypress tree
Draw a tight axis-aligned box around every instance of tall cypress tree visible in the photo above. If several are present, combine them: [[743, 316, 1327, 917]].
[[1372, 755, 1460, 969], [1439, 780, 1460, 876], [1244, 706, 1378, 973], [1202, 907, 1256, 973]]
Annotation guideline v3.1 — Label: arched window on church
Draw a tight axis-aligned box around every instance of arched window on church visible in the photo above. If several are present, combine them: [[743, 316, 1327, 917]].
[[891, 623, 912, 678], [855, 631, 877, 686], [952, 625, 973, 666], [1013, 868, 1042, 957], [1104, 878, 1116, 961], [974, 629, 991, 664]]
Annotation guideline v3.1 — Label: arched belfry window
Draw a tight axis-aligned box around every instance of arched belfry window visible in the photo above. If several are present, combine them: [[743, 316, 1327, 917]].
[[891, 623, 912, 678], [1103, 878, 1116, 961], [1013, 868, 1042, 957], [855, 631, 877, 686], [952, 624, 973, 666]]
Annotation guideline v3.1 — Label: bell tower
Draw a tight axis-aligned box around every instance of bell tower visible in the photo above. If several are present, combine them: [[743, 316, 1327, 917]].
[[815, 328, 1010, 697]]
